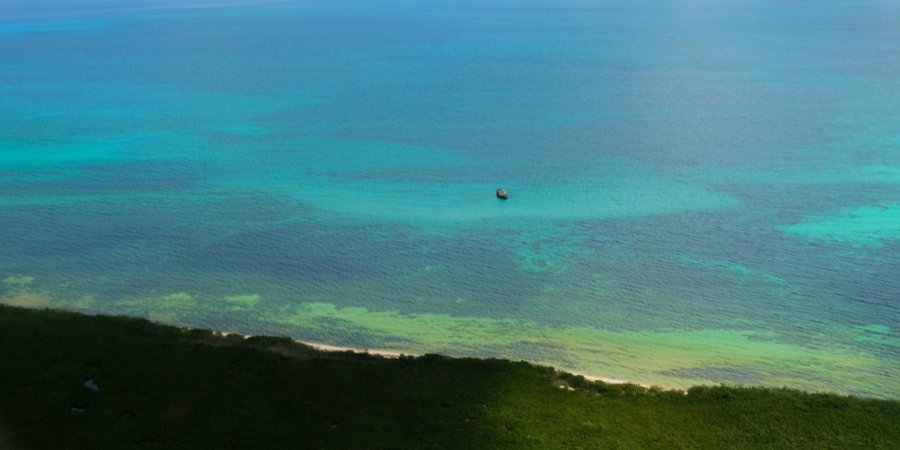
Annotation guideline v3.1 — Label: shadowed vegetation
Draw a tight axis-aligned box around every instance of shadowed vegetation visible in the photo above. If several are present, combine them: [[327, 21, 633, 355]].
[[1, 305, 898, 449]]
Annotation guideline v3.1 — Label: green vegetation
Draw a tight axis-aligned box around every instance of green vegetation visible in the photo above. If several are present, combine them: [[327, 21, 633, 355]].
[[1, 305, 898, 449]]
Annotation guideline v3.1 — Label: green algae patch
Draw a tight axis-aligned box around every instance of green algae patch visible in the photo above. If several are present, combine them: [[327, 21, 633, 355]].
[[780, 204, 900, 248], [276, 302, 899, 396], [0, 290, 93, 310], [0, 291, 53, 308], [223, 293, 261, 307], [858, 324, 892, 335], [853, 324, 900, 349], [115, 292, 199, 324], [162, 292, 195, 304], [1, 276, 33, 288]]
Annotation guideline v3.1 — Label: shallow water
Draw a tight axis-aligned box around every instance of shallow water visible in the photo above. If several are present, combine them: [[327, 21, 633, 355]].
[[1, 0, 899, 397]]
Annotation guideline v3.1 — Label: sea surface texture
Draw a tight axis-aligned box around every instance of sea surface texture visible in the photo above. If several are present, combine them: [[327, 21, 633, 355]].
[[1, 0, 899, 397]]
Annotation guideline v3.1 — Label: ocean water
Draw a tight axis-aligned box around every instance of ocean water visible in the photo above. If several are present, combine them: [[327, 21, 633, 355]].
[[1, 0, 899, 397]]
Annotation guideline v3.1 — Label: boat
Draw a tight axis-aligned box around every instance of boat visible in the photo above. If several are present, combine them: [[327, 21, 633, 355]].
[[496, 188, 508, 199]]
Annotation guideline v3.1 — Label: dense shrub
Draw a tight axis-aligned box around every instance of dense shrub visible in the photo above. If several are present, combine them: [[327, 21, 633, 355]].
[[1, 305, 898, 449]]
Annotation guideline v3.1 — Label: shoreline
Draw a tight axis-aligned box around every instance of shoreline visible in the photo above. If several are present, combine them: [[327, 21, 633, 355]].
[[293, 339, 650, 387], [211, 329, 649, 388]]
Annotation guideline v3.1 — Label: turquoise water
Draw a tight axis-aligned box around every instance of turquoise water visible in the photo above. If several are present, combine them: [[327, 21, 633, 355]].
[[1, 0, 899, 397]]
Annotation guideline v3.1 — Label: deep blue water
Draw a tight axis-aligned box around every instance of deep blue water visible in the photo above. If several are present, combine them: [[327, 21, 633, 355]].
[[1, 0, 899, 396]]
